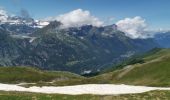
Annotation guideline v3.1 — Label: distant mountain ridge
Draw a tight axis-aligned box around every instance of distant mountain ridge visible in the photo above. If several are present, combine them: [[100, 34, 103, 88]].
[[0, 21, 159, 74], [154, 31, 170, 48], [0, 13, 49, 35]]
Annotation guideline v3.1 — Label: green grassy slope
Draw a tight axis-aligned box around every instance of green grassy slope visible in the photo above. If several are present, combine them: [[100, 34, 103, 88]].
[[91, 49, 170, 87], [0, 91, 170, 100], [0, 67, 84, 85]]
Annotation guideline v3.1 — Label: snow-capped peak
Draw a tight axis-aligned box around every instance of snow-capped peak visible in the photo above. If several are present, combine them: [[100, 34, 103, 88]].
[[0, 9, 49, 28], [34, 20, 49, 28], [0, 9, 8, 23]]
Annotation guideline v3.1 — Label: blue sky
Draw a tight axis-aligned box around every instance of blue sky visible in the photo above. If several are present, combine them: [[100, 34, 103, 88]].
[[0, 0, 170, 30]]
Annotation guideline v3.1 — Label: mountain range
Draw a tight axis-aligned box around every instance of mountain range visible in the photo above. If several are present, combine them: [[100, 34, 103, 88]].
[[0, 15, 169, 74], [154, 31, 170, 48]]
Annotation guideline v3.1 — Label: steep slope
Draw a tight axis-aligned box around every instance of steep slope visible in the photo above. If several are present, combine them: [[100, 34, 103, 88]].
[[18, 22, 158, 74], [0, 28, 38, 67], [92, 49, 170, 87], [0, 29, 21, 66]]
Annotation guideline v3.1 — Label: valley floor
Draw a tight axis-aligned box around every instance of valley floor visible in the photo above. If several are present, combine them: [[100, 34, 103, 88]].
[[1, 83, 170, 95]]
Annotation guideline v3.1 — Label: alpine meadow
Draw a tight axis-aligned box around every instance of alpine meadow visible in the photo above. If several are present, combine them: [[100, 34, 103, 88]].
[[0, 0, 170, 100]]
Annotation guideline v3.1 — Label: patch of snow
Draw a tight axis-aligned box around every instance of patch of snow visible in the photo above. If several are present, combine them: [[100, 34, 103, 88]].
[[80, 36, 84, 39], [0, 9, 8, 22], [120, 51, 135, 58], [83, 70, 92, 74], [0, 83, 170, 95], [17, 83, 36, 86], [29, 37, 37, 43], [101, 32, 113, 37], [34, 20, 49, 28], [10, 35, 37, 43]]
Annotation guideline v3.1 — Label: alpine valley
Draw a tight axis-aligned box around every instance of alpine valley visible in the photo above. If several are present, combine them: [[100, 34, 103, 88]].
[[0, 14, 167, 74], [1, 0, 170, 99]]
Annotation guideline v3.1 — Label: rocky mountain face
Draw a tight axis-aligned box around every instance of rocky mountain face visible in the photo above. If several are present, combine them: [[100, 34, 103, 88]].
[[0, 29, 27, 66], [0, 21, 159, 74], [0, 15, 49, 35]]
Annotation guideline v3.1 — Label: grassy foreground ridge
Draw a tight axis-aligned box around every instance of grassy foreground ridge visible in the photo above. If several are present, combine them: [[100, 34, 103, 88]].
[[0, 91, 170, 100], [0, 66, 84, 86], [91, 48, 170, 87]]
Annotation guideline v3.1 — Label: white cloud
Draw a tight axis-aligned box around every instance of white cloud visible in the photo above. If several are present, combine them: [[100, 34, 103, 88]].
[[116, 16, 153, 39], [45, 9, 104, 28], [0, 9, 8, 22]]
